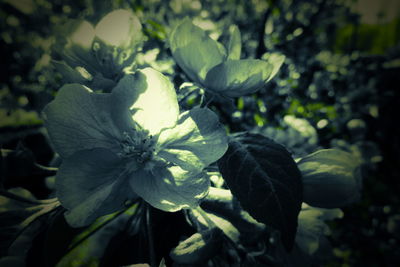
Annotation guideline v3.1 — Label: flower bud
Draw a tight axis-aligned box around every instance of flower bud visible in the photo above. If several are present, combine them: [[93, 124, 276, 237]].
[[298, 149, 362, 208], [296, 203, 343, 255], [170, 228, 223, 264]]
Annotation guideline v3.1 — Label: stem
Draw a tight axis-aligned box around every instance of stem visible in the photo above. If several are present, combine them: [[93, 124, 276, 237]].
[[194, 206, 216, 228], [34, 163, 58, 175], [203, 94, 215, 108], [0, 190, 42, 205], [66, 202, 138, 254], [146, 204, 157, 267]]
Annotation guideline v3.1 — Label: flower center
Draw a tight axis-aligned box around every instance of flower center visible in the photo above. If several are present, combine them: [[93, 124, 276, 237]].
[[118, 130, 155, 164]]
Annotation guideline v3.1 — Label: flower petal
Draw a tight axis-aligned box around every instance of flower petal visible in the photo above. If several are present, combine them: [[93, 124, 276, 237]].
[[57, 20, 97, 74], [56, 148, 136, 227], [129, 68, 179, 135], [129, 166, 209, 212], [69, 20, 95, 50], [156, 107, 228, 172], [169, 18, 225, 84], [298, 149, 362, 208], [204, 59, 280, 97], [227, 25, 241, 60], [43, 75, 137, 158], [95, 9, 142, 48]]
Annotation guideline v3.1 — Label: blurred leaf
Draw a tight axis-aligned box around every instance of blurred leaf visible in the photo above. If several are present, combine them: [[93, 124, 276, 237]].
[[218, 133, 303, 251], [0, 109, 42, 128]]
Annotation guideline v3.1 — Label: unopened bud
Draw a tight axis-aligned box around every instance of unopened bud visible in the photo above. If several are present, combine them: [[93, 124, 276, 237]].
[[298, 149, 362, 208], [170, 228, 223, 264]]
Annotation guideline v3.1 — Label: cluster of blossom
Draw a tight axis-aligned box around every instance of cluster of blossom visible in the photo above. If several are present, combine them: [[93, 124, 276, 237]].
[[44, 9, 362, 263]]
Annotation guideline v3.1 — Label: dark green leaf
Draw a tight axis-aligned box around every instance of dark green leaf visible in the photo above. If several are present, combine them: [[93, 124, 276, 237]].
[[217, 133, 303, 251]]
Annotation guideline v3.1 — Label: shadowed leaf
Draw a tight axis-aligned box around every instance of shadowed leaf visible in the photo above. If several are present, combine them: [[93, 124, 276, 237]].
[[218, 133, 303, 251]]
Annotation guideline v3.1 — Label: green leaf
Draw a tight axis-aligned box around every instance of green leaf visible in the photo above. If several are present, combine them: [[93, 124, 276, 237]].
[[217, 133, 303, 251], [227, 25, 241, 60]]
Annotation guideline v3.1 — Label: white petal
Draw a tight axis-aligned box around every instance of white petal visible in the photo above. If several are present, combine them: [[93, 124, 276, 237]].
[[95, 9, 142, 47], [169, 18, 225, 84], [129, 166, 209, 212], [43, 76, 138, 158], [129, 68, 179, 135], [157, 107, 228, 172]]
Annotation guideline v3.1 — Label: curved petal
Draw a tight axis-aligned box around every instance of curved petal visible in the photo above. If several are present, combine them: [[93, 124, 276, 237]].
[[129, 68, 179, 135], [204, 59, 279, 97], [169, 18, 225, 84], [69, 20, 95, 50], [227, 25, 241, 60], [59, 20, 97, 74], [43, 76, 139, 158], [156, 107, 228, 172], [95, 9, 142, 48], [129, 166, 209, 212], [56, 148, 136, 227]]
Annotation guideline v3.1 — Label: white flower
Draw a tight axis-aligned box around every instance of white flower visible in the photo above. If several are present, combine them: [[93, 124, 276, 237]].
[[43, 68, 228, 227]]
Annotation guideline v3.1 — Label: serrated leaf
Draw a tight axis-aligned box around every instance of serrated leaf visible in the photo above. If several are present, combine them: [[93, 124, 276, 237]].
[[217, 133, 303, 251]]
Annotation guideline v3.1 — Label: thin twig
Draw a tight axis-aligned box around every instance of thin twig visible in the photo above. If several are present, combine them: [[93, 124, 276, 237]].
[[0, 190, 43, 205], [194, 206, 217, 228], [65, 202, 138, 255], [34, 163, 59, 175], [146, 204, 157, 267]]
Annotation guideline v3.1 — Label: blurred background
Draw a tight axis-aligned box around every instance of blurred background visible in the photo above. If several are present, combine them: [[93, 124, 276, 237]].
[[0, 0, 399, 266]]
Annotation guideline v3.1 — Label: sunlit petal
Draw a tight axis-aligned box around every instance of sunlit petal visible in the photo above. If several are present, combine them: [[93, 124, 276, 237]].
[[129, 68, 179, 135], [95, 9, 142, 48], [69, 20, 95, 50], [129, 166, 209, 212]]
